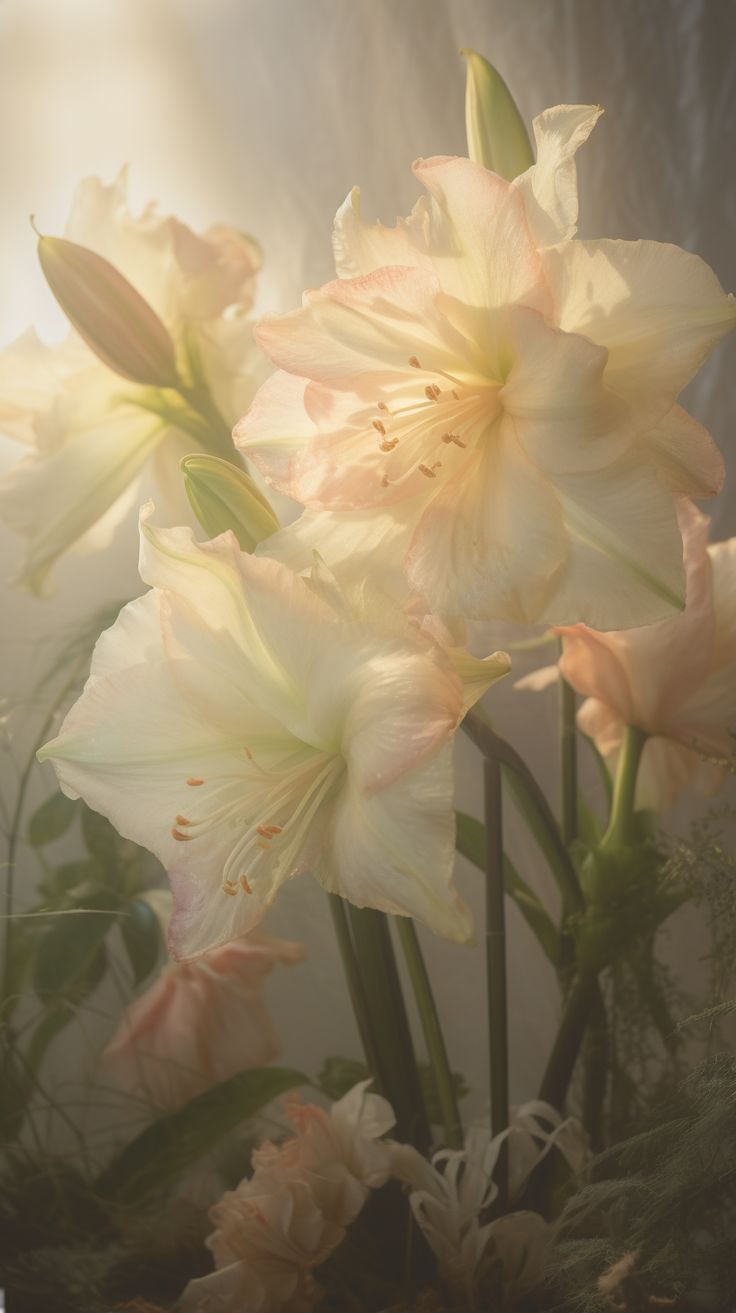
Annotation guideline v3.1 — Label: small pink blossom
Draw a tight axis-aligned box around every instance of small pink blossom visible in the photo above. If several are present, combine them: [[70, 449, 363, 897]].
[[100, 932, 304, 1111], [551, 503, 736, 811]]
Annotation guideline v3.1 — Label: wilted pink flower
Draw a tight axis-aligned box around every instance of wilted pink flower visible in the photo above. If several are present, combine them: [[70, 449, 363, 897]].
[[179, 1081, 394, 1313], [555, 504, 736, 811], [100, 932, 304, 1111]]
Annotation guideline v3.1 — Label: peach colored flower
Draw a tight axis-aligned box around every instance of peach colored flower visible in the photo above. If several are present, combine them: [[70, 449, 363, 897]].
[[99, 933, 304, 1112], [541, 504, 736, 811], [39, 506, 508, 955], [0, 168, 266, 593], [179, 1082, 394, 1313], [236, 111, 733, 630]]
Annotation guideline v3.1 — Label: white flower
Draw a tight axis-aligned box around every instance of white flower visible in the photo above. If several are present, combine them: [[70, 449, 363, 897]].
[[0, 169, 266, 593], [237, 108, 733, 630], [39, 505, 509, 955]]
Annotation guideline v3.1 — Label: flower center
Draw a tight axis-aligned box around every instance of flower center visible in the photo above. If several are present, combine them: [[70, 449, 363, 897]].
[[170, 748, 344, 898]]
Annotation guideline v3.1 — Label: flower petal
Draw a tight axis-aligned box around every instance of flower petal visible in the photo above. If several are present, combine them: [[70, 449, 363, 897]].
[[645, 404, 725, 498], [513, 104, 602, 245], [332, 186, 431, 278], [319, 743, 472, 943], [544, 237, 736, 429], [541, 451, 686, 628], [0, 401, 162, 594], [406, 425, 568, 623], [413, 155, 551, 314]]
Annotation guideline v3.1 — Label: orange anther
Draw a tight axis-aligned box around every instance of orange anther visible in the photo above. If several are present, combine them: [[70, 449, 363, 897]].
[[408, 355, 421, 368], [372, 419, 386, 435], [171, 827, 193, 842], [240, 876, 253, 894], [186, 777, 204, 786]]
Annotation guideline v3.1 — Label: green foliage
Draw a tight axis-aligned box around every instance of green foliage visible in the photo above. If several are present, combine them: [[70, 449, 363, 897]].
[[96, 1066, 309, 1205], [27, 789, 78, 845], [33, 896, 118, 1000], [550, 1054, 736, 1308], [121, 898, 161, 986], [455, 810, 561, 965]]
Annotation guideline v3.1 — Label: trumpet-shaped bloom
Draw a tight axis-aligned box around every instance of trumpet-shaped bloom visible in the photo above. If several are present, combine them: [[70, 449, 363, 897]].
[[237, 109, 733, 630], [0, 169, 266, 593], [39, 505, 509, 956], [179, 1081, 394, 1313], [554, 504, 736, 811], [99, 932, 304, 1111]]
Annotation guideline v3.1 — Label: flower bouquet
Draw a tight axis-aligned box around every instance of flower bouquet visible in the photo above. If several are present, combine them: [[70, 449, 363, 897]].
[[1, 47, 735, 1313]]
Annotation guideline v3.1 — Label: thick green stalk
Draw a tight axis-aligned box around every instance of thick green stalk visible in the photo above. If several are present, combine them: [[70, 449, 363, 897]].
[[484, 755, 509, 1207], [600, 725, 648, 849], [395, 918, 462, 1150], [328, 895, 381, 1081], [347, 905, 430, 1151], [558, 642, 578, 846], [463, 709, 584, 916], [538, 971, 597, 1111]]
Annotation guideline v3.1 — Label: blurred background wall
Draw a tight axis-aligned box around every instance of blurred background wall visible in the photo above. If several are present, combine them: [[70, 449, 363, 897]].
[[0, 0, 735, 1122]]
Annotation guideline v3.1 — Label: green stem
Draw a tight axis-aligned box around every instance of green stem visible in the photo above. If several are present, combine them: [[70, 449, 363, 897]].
[[582, 981, 609, 1151], [395, 918, 462, 1150], [347, 906, 430, 1152], [600, 725, 648, 850], [559, 642, 578, 846], [328, 895, 381, 1082], [538, 971, 598, 1111], [463, 709, 584, 916], [484, 756, 509, 1207]]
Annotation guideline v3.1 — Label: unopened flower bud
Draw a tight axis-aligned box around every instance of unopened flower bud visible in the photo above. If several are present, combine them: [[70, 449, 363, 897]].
[[36, 231, 179, 387], [461, 49, 534, 180], [181, 453, 279, 551]]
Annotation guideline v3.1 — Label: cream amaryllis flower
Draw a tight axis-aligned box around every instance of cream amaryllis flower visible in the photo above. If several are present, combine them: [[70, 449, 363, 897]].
[[99, 933, 304, 1111], [39, 505, 509, 955], [179, 1081, 395, 1313], [236, 107, 734, 630], [0, 169, 266, 593], [551, 504, 736, 812]]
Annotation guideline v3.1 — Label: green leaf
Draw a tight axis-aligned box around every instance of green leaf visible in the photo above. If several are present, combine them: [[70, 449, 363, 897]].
[[317, 1056, 370, 1101], [96, 1066, 309, 1204], [27, 791, 78, 846], [38, 858, 103, 901], [461, 49, 534, 179], [81, 805, 120, 869], [33, 894, 118, 1000], [121, 898, 162, 986], [456, 811, 561, 965]]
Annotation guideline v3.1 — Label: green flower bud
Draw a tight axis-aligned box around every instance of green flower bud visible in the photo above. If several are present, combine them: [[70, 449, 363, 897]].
[[36, 231, 179, 387], [461, 49, 534, 180], [181, 454, 279, 551]]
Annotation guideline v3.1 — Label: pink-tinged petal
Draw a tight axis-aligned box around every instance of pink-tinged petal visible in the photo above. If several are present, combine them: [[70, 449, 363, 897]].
[[234, 369, 316, 489], [320, 743, 473, 943], [500, 305, 633, 474], [513, 105, 603, 246], [544, 238, 736, 429], [645, 405, 725, 498], [406, 426, 568, 623], [576, 696, 624, 757], [709, 537, 736, 658], [634, 736, 726, 813], [332, 186, 431, 278], [255, 265, 474, 397], [413, 155, 551, 314], [539, 451, 686, 629], [558, 629, 638, 724], [100, 933, 303, 1111], [514, 663, 560, 694]]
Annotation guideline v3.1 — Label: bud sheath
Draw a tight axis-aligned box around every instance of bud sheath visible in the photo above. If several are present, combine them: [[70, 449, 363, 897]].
[[181, 453, 279, 551], [462, 49, 534, 180], [37, 234, 179, 387]]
